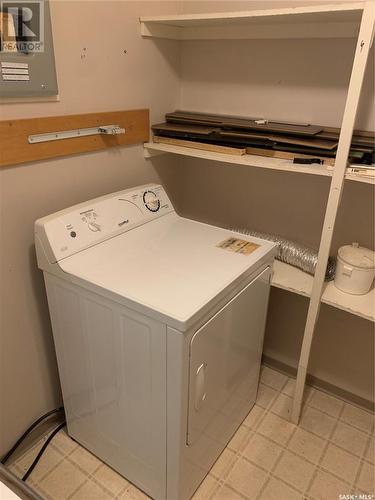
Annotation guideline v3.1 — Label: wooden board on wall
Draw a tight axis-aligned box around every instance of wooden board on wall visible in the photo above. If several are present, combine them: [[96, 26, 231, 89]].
[[0, 109, 149, 167]]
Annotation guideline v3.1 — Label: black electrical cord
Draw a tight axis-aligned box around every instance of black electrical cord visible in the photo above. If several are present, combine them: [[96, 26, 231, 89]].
[[1, 407, 64, 465], [22, 421, 66, 482]]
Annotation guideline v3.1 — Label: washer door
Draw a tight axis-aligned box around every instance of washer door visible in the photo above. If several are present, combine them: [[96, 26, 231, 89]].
[[187, 267, 271, 446]]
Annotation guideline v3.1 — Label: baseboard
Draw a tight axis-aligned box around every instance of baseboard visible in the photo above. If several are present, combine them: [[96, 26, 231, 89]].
[[262, 354, 375, 413]]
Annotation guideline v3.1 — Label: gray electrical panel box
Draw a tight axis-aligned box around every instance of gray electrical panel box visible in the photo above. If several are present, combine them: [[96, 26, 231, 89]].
[[0, 0, 58, 97]]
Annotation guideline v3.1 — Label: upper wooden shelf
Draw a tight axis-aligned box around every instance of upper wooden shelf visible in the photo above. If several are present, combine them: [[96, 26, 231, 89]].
[[140, 2, 365, 40]]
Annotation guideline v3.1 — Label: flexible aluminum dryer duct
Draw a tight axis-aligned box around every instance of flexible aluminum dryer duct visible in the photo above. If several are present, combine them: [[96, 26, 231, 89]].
[[234, 229, 336, 281]]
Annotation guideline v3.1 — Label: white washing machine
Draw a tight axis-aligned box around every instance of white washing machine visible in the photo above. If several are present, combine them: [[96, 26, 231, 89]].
[[35, 184, 276, 500]]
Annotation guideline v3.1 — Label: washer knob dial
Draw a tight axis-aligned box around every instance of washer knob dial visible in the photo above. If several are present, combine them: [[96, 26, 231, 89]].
[[143, 190, 161, 213]]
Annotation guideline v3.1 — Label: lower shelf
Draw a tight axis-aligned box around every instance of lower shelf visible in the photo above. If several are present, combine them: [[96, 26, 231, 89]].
[[272, 261, 374, 322]]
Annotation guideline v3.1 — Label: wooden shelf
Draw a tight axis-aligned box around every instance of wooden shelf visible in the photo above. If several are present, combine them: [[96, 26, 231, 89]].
[[144, 142, 375, 185], [272, 261, 375, 322], [140, 3, 364, 40]]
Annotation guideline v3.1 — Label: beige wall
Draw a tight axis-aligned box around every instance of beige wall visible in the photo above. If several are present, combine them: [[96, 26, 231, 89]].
[[181, 38, 373, 129], [0, 0, 181, 456], [179, 0, 374, 128], [265, 290, 374, 402]]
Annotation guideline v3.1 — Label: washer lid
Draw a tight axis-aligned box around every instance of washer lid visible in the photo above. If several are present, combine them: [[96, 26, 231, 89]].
[[58, 212, 276, 330], [338, 243, 375, 269]]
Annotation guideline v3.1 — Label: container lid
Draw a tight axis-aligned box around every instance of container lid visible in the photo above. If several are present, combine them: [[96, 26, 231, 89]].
[[338, 243, 375, 269]]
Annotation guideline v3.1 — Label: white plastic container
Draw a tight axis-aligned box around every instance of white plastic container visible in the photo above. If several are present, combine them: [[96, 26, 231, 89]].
[[334, 243, 375, 295]]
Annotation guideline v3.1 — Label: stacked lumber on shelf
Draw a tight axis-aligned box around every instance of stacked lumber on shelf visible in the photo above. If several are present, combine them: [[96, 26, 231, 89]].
[[151, 111, 375, 166]]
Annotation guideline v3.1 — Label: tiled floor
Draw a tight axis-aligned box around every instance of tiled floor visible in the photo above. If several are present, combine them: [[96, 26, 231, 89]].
[[8, 366, 375, 500]]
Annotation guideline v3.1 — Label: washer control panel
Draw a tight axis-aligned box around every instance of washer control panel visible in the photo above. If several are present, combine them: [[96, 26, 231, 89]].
[[35, 184, 173, 263]]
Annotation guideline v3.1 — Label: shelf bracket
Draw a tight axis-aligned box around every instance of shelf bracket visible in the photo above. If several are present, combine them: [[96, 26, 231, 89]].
[[28, 124, 125, 144]]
